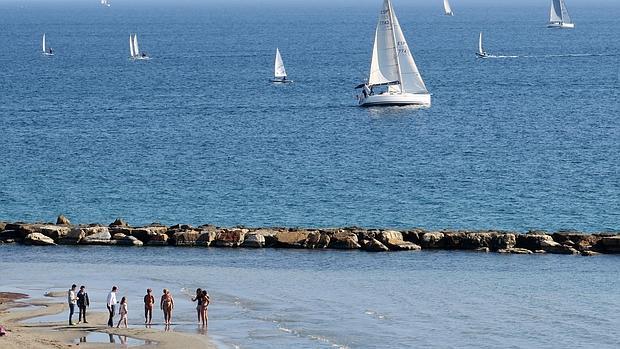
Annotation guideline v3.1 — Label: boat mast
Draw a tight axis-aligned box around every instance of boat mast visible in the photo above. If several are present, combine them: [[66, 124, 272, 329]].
[[388, 0, 404, 92]]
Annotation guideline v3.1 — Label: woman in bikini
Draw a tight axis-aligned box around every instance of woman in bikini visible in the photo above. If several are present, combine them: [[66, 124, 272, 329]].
[[191, 288, 203, 324], [160, 289, 174, 325]]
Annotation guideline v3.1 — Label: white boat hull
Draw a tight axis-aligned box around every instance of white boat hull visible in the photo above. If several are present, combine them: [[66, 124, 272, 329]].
[[359, 92, 431, 107], [547, 22, 575, 29], [131, 56, 150, 60], [271, 78, 292, 83], [42, 52, 54, 57]]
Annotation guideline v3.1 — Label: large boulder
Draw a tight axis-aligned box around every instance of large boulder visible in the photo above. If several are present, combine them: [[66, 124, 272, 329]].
[[376, 230, 421, 251], [114, 235, 143, 246], [305, 231, 330, 249], [146, 233, 169, 246], [59, 225, 109, 245], [56, 215, 71, 225], [242, 233, 265, 248], [38, 225, 71, 241], [214, 229, 247, 247], [109, 218, 129, 228], [129, 226, 168, 243], [328, 231, 361, 249], [516, 234, 555, 250], [196, 231, 217, 247], [24, 233, 56, 246], [498, 248, 533, 254], [420, 232, 445, 249], [79, 228, 112, 245], [492, 233, 516, 250], [171, 229, 201, 246], [597, 236, 620, 253], [360, 238, 390, 252], [274, 231, 310, 248]]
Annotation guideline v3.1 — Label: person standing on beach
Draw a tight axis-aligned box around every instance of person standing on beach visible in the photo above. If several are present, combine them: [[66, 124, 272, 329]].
[[116, 297, 128, 328], [76, 285, 90, 324], [201, 290, 210, 327], [67, 284, 78, 325], [191, 288, 203, 324], [160, 289, 174, 325], [143, 288, 155, 325], [106, 286, 119, 327]]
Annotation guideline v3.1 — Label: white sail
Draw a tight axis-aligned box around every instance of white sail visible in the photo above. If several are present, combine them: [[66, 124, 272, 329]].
[[391, 5, 427, 93], [274, 48, 287, 78], [368, 0, 399, 86], [478, 32, 484, 55], [133, 34, 140, 57], [559, 0, 572, 23], [443, 0, 453, 16], [129, 34, 135, 57], [549, 0, 562, 23], [42, 33, 46, 52]]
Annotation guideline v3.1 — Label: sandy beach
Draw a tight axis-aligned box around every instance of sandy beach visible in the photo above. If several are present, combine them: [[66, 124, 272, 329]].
[[0, 291, 216, 349]]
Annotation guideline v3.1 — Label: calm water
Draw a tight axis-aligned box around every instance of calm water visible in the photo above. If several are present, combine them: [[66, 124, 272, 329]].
[[0, 2, 619, 232], [1, 245, 619, 349]]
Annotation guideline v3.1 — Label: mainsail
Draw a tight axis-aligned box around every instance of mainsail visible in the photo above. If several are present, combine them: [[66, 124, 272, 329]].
[[444, 0, 453, 16], [550, 0, 572, 24], [478, 32, 484, 55], [274, 48, 287, 78], [367, 0, 427, 94], [559, 0, 572, 23], [42, 33, 46, 52], [129, 34, 135, 57], [133, 34, 140, 57]]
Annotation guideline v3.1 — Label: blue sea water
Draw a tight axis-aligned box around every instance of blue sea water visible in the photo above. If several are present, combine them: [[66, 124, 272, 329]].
[[0, 2, 618, 232]]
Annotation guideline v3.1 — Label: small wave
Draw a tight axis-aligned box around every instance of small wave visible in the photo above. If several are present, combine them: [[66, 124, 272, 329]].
[[482, 53, 616, 59]]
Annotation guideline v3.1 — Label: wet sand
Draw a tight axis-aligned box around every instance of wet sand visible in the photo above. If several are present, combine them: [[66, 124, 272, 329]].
[[0, 291, 216, 349]]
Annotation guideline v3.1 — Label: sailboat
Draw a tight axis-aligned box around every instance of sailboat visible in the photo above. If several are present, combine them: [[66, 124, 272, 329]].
[[42, 33, 54, 56], [476, 32, 488, 58], [443, 0, 454, 16], [101, 0, 111, 7], [548, 0, 574, 28], [271, 48, 291, 83], [356, 0, 430, 107], [129, 34, 149, 60]]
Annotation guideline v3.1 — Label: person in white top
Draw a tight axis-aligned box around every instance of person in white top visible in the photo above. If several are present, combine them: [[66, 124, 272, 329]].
[[67, 284, 77, 325], [106, 286, 118, 327]]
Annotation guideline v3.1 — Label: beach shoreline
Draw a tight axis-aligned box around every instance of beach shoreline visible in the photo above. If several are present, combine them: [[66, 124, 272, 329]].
[[0, 291, 216, 349]]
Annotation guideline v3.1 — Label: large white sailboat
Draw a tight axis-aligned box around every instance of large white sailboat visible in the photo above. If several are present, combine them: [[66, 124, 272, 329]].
[[476, 32, 488, 58], [548, 0, 574, 29], [443, 0, 454, 16], [271, 48, 291, 83], [42, 33, 54, 56], [129, 34, 149, 60], [356, 0, 430, 107]]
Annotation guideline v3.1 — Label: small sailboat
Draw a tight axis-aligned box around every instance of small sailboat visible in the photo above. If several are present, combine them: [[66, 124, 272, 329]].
[[443, 0, 454, 16], [356, 0, 430, 107], [476, 32, 488, 58], [129, 34, 149, 60], [548, 0, 574, 29], [42, 33, 54, 56], [101, 0, 111, 7], [271, 48, 291, 83]]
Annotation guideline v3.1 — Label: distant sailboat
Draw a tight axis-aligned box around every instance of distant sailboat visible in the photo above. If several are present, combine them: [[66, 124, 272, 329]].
[[443, 0, 454, 16], [548, 0, 574, 28], [101, 0, 111, 7], [476, 32, 488, 58], [42, 33, 54, 56], [271, 48, 291, 83], [129, 34, 149, 60], [356, 0, 430, 107]]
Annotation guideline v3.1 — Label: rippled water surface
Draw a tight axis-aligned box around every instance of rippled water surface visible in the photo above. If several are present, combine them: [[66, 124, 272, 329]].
[[0, 2, 618, 232]]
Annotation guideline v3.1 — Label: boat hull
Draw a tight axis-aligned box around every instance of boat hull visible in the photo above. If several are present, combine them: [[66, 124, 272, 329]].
[[547, 22, 575, 29], [476, 52, 488, 58], [131, 56, 150, 60], [271, 78, 292, 84], [359, 93, 431, 107], [42, 53, 54, 57]]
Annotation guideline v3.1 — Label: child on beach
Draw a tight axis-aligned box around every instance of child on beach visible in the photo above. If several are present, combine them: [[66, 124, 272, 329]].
[[191, 288, 203, 324], [143, 288, 154, 325], [116, 297, 128, 328], [160, 289, 174, 325]]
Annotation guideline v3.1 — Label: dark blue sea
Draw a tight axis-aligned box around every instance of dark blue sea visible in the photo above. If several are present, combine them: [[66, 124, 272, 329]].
[[0, 1, 618, 232]]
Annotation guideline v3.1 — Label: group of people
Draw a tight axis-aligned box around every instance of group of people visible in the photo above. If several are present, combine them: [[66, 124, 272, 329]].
[[67, 285, 209, 328]]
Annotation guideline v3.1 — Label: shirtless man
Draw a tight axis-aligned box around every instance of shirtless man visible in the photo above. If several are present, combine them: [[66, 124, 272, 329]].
[[143, 288, 155, 324]]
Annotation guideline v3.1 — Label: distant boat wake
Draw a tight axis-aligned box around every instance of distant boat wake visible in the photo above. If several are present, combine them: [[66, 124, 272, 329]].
[[481, 53, 617, 59]]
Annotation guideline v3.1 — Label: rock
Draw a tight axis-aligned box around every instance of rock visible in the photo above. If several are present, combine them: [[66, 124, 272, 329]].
[[172, 230, 201, 246], [581, 250, 601, 256], [420, 232, 445, 249], [462, 232, 494, 250], [109, 218, 129, 228], [304, 231, 330, 249], [361, 238, 390, 252], [59, 227, 85, 245], [402, 229, 426, 244], [59, 225, 110, 245], [498, 248, 533, 254], [24, 233, 56, 246], [274, 231, 310, 248], [533, 250, 547, 254], [242, 233, 265, 248], [214, 229, 247, 247], [492, 233, 516, 250], [129, 226, 168, 243], [196, 231, 216, 247], [113, 233, 127, 240], [376, 230, 420, 251], [146, 233, 169, 246], [516, 234, 556, 250], [115, 235, 143, 246], [329, 231, 361, 249], [597, 236, 620, 253], [38, 225, 71, 241], [474, 247, 490, 253], [79, 229, 112, 245], [56, 215, 71, 225]]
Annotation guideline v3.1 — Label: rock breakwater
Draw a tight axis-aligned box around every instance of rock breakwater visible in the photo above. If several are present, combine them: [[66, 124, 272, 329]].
[[0, 217, 618, 256]]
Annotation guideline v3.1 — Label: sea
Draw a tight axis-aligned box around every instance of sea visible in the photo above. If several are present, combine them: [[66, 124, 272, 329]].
[[0, 1, 619, 348]]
